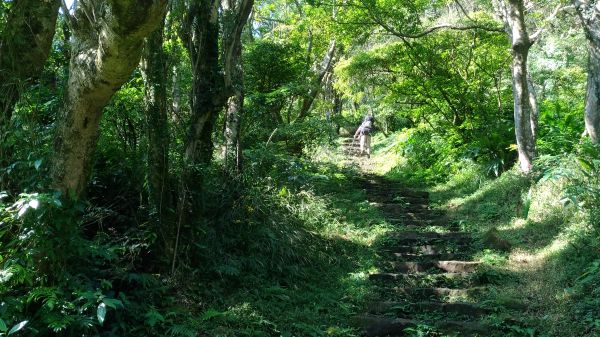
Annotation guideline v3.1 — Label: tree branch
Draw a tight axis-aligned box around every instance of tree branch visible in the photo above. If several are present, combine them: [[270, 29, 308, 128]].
[[530, 4, 574, 42], [362, 2, 504, 39], [372, 14, 504, 39]]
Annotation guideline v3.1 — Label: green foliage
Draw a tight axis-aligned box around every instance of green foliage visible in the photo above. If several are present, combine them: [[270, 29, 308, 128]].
[[336, 27, 516, 180], [245, 40, 304, 95], [0, 0, 597, 336]]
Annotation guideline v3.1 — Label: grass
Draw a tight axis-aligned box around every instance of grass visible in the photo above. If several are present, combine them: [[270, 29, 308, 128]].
[[425, 152, 599, 336], [93, 132, 595, 337], [157, 132, 599, 337], [347, 130, 600, 336], [181, 145, 398, 337]]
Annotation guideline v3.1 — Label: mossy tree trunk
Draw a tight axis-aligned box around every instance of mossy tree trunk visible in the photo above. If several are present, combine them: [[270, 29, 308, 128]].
[[178, 0, 226, 197], [141, 17, 173, 254], [51, 0, 167, 199], [171, 0, 223, 273], [573, 0, 600, 143], [222, 0, 254, 173], [0, 0, 60, 172]]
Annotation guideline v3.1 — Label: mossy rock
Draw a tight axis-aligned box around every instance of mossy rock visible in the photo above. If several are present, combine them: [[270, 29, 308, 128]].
[[482, 228, 512, 252]]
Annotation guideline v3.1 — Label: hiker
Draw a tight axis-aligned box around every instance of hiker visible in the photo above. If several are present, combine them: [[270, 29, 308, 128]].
[[354, 115, 374, 157]]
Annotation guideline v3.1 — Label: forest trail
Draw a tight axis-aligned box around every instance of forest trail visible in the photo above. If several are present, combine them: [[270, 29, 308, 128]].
[[341, 138, 513, 336]]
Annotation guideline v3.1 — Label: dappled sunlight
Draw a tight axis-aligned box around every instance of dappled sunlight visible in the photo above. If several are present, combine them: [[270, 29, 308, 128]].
[[1, 0, 597, 334], [506, 236, 570, 272]]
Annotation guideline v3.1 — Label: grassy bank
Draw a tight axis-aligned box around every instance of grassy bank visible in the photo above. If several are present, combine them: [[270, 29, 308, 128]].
[[182, 146, 397, 337], [371, 131, 600, 336]]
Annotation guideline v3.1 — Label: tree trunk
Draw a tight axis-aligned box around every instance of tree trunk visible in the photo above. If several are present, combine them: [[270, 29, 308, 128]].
[[584, 45, 600, 143], [573, 0, 600, 143], [297, 40, 337, 121], [141, 17, 172, 252], [0, 0, 60, 170], [51, 0, 167, 199], [181, 0, 222, 172], [176, 0, 223, 222], [222, 0, 254, 173], [527, 73, 539, 140], [495, 0, 537, 173]]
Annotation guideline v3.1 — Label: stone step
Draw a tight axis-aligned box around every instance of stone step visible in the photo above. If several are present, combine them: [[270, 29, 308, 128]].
[[387, 231, 472, 244], [379, 204, 431, 212], [398, 224, 458, 232], [387, 219, 453, 228], [390, 287, 485, 299], [385, 208, 444, 215], [368, 301, 491, 317], [383, 213, 447, 222], [365, 189, 429, 199], [367, 196, 429, 205], [388, 252, 463, 260], [384, 261, 481, 274], [375, 204, 441, 214], [384, 244, 471, 255], [369, 272, 470, 281], [356, 315, 491, 337]]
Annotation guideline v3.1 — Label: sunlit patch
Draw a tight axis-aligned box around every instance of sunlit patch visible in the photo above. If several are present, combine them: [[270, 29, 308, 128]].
[[499, 218, 527, 231]]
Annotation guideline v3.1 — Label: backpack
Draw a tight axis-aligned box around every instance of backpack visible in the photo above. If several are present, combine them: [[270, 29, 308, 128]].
[[361, 120, 372, 135]]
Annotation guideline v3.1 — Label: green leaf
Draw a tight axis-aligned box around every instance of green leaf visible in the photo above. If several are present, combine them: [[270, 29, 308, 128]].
[[97, 303, 107, 325], [199, 308, 224, 321], [0, 318, 7, 332], [7, 321, 28, 335], [102, 298, 122, 309], [34, 159, 42, 171], [577, 157, 593, 173]]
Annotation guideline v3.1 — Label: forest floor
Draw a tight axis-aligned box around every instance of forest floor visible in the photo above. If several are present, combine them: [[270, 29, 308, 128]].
[[340, 138, 528, 337], [197, 134, 593, 337]]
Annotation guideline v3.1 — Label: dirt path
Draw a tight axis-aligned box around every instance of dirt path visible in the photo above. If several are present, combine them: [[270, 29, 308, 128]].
[[342, 138, 504, 336]]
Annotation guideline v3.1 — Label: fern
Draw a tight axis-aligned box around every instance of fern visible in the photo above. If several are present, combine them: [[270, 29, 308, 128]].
[[166, 324, 196, 337]]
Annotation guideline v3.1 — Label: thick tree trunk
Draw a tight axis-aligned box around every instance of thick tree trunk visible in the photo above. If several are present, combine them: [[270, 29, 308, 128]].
[[141, 18, 172, 250], [509, 0, 536, 173], [175, 0, 223, 232], [0, 0, 60, 171], [573, 0, 600, 143], [51, 0, 167, 198], [297, 40, 337, 121], [584, 45, 600, 142], [181, 0, 223, 177], [222, 0, 254, 173], [495, 0, 537, 173]]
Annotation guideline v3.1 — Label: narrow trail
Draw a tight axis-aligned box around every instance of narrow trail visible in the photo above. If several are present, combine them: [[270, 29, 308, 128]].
[[341, 138, 506, 336]]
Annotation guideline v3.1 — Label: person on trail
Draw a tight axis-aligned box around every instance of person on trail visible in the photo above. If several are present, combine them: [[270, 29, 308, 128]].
[[354, 115, 374, 157]]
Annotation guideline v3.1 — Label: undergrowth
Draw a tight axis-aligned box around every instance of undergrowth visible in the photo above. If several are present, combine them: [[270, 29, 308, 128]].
[[1, 143, 392, 336], [367, 130, 600, 336]]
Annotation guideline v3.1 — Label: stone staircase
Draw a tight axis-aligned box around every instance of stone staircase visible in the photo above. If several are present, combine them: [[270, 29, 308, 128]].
[[341, 137, 365, 157], [354, 174, 499, 336]]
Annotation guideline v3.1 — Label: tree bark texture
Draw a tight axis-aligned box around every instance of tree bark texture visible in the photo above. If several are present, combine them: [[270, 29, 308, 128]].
[[141, 18, 172, 245], [495, 0, 537, 173], [0, 0, 61, 161], [573, 0, 600, 143], [222, 0, 254, 172], [297, 40, 337, 121], [51, 0, 168, 198], [181, 0, 223, 175]]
